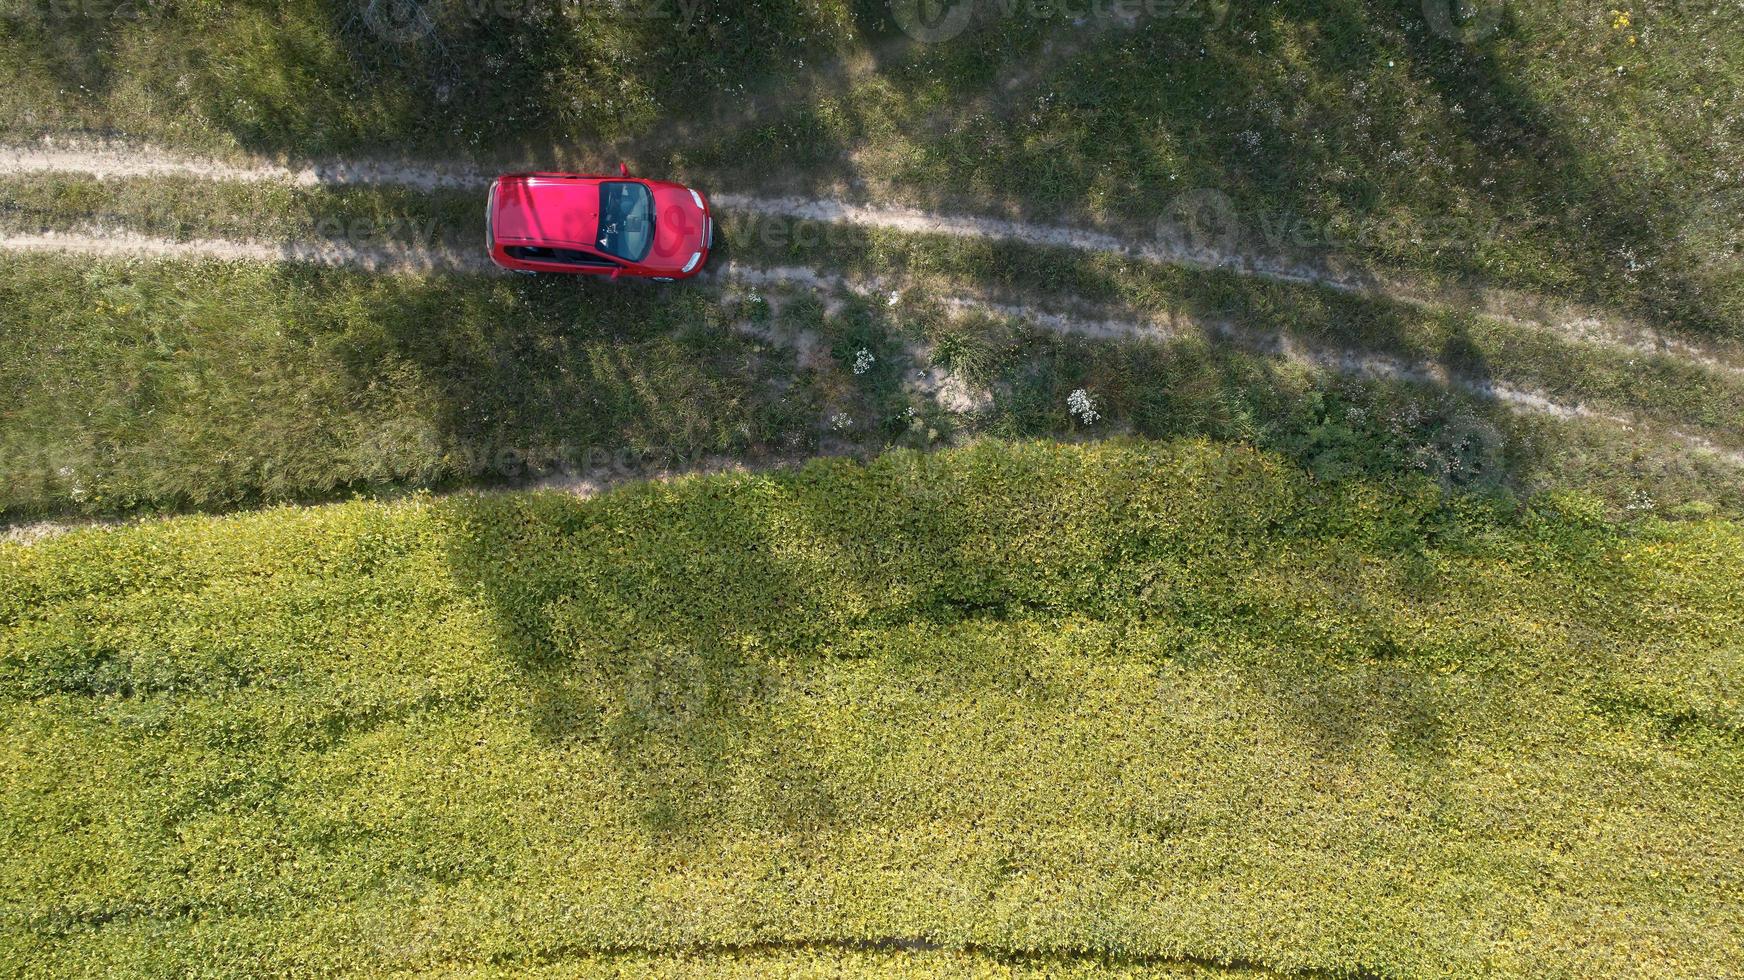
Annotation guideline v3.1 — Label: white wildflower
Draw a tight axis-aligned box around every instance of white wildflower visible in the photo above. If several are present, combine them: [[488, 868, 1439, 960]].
[[852, 348, 875, 375], [1067, 388, 1100, 424], [829, 412, 853, 431]]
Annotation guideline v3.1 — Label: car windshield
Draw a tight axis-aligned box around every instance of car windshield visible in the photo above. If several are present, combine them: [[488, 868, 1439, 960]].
[[595, 181, 655, 262]]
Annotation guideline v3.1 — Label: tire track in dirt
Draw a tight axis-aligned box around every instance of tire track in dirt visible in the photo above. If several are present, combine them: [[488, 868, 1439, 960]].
[[0, 141, 490, 191], [4, 139, 1737, 376], [3, 233, 1741, 544], [716, 196, 1744, 379], [0, 227, 489, 271], [2, 223, 1737, 467], [720, 264, 1744, 468]]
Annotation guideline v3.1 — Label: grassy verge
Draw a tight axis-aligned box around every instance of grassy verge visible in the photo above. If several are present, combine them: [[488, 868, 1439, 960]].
[[0, 233, 1737, 519], [4, 440, 1742, 976], [0, 171, 477, 248], [7, 168, 1741, 449], [4, 3, 1739, 337], [911, 305, 1744, 516], [0, 252, 850, 516], [4, 243, 1741, 522], [681, 2, 1744, 339], [427, 950, 1242, 978], [0, 0, 868, 153], [719, 210, 1744, 438]]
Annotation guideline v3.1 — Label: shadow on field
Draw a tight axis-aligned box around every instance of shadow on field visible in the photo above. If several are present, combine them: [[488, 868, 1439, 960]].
[[1378, 0, 1737, 339], [437, 481, 849, 838], [679, 0, 1737, 340], [431, 440, 1521, 843], [3, 0, 856, 156], [3, 235, 1560, 525], [11, 0, 1736, 337], [252, 260, 818, 496]]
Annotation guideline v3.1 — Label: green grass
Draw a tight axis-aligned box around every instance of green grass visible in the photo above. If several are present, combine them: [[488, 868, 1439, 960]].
[[3, 2, 1740, 337], [0, 171, 476, 247], [6, 10, 1741, 976], [691, 1, 1744, 337], [0, 241, 1002, 519], [0, 253, 830, 515], [718, 209, 1744, 434], [0, 0, 866, 153], [4, 246, 1741, 522], [4, 439, 1742, 976], [427, 950, 1241, 978], [8, 168, 1742, 457]]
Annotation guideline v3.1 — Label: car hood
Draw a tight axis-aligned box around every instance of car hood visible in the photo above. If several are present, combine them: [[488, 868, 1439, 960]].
[[647, 184, 708, 263]]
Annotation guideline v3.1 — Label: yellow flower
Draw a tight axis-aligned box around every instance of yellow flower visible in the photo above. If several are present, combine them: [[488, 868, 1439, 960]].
[[1610, 10, 1631, 30]]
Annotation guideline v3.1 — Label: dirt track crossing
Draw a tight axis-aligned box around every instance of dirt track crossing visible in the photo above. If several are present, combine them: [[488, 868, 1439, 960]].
[[0, 228, 489, 271], [0, 141, 490, 191], [6, 140, 1744, 479], [5, 139, 1736, 376], [2, 223, 1739, 469], [0, 141, 1546, 295]]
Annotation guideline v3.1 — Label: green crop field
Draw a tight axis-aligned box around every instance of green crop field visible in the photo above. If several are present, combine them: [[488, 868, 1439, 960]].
[[4, 441, 1742, 976], [5, 1, 1744, 975]]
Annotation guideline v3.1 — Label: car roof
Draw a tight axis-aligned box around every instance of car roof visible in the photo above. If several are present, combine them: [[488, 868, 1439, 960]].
[[492, 175, 604, 248]]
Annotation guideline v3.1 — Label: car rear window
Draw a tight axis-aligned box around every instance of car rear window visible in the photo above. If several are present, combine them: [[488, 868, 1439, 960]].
[[595, 181, 654, 262]]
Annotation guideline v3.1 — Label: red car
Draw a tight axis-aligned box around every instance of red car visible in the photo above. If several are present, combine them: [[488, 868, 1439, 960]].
[[487, 166, 713, 281]]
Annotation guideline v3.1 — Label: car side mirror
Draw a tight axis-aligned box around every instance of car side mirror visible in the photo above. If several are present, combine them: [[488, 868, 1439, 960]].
[[618, 162, 630, 177]]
